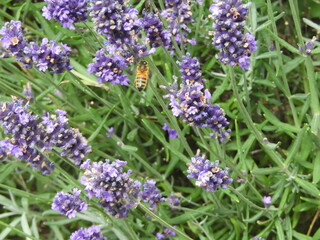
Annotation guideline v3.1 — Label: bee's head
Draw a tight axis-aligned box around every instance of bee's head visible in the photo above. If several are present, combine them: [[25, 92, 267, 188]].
[[140, 60, 147, 66]]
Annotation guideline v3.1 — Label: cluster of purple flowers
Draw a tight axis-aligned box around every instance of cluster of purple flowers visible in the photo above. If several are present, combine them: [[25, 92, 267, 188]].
[[0, 20, 72, 73], [163, 53, 231, 142], [70, 225, 107, 240], [156, 227, 177, 239], [162, 123, 178, 139], [89, 0, 140, 47], [80, 159, 141, 218], [250, 237, 264, 240], [142, 180, 165, 209], [21, 38, 72, 73], [42, 0, 88, 30], [0, 99, 91, 174], [0, 20, 27, 57], [161, 0, 196, 53], [140, 12, 171, 49], [52, 188, 88, 218], [186, 153, 232, 192], [209, 0, 257, 70]]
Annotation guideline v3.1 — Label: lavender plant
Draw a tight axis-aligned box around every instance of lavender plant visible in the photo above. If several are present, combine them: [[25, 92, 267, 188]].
[[0, 0, 319, 239]]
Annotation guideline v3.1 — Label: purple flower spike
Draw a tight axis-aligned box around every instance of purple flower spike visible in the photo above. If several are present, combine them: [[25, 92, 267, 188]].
[[0, 20, 27, 57], [42, 0, 88, 30], [156, 227, 177, 239], [142, 180, 165, 209], [163, 54, 231, 142], [187, 153, 232, 192], [21, 38, 73, 73], [80, 159, 141, 218], [88, 48, 130, 85], [209, 0, 257, 70], [0, 100, 91, 174], [161, 0, 195, 54], [70, 225, 107, 240], [250, 237, 264, 240], [52, 188, 88, 218]]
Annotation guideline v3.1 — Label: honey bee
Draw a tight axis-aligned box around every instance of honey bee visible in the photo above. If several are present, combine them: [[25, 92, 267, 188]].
[[134, 60, 149, 91]]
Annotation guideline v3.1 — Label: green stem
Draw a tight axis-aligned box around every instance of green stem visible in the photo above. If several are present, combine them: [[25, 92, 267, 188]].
[[228, 67, 288, 172], [148, 76, 194, 157], [288, 0, 320, 134], [138, 203, 194, 240], [266, 0, 299, 127], [123, 220, 140, 240]]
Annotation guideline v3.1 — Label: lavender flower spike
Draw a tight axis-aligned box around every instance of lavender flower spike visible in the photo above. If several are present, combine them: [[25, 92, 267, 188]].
[[42, 0, 88, 30], [163, 53, 231, 142], [70, 225, 107, 240], [80, 159, 141, 218], [250, 237, 264, 240], [52, 188, 88, 218], [209, 0, 257, 70], [161, 0, 195, 54], [0, 99, 91, 174], [187, 153, 232, 192], [0, 20, 27, 57], [88, 48, 130, 85]]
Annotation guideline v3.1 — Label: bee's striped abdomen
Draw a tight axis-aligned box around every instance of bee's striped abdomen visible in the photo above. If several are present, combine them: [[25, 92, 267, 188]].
[[134, 61, 149, 91]]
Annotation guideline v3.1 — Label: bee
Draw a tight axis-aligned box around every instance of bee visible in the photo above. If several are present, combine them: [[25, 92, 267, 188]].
[[134, 60, 149, 91]]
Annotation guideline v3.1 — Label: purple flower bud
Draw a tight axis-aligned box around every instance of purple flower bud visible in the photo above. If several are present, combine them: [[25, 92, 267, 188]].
[[70, 225, 107, 240], [52, 188, 88, 218], [187, 153, 232, 192], [0, 20, 27, 57], [250, 237, 264, 240], [209, 0, 257, 70], [299, 36, 317, 55], [105, 127, 114, 138], [162, 123, 178, 139], [80, 159, 141, 218], [42, 0, 88, 30], [262, 196, 272, 207]]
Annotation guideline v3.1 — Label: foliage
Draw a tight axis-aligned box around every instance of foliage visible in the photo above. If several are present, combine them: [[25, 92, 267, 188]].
[[0, 0, 320, 239]]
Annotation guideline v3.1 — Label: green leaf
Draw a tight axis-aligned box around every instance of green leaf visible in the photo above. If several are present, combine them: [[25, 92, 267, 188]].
[[294, 178, 320, 198], [313, 151, 320, 184]]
